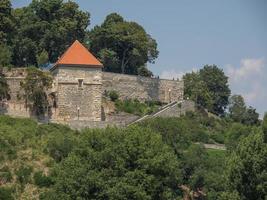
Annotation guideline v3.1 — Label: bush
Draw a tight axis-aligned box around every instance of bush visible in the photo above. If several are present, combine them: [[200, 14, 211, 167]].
[[115, 99, 159, 116], [0, 166, 12, 184], [15, 166, 33, 184], [108, 90, 119, 101], [46, 132, 77, 162], [48, 126, 181, 199], [34, 171, 54, 187], [0, 187, 14, 200]]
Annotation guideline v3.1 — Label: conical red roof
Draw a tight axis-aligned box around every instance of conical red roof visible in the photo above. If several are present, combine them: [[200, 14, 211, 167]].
[[53, 40, 103, 69]]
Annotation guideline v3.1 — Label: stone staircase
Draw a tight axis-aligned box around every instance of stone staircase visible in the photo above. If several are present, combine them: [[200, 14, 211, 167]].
[[128, 100, 187, 126]]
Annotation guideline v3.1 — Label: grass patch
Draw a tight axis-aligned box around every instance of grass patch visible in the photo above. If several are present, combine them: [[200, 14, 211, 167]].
[[206, 148, 226, 158]]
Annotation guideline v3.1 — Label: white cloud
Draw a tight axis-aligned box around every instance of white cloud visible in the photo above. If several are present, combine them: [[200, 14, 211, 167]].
[[226, 58, 264, 81], [226, 57, 266, 118]]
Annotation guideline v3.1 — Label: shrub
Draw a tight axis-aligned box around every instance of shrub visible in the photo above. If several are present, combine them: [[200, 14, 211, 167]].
[[34, 171, 54, 187], [49, 127, 181, 199], [115, 99, 159, 116], [0, 166, 12, 184], [108, 90, 119, 101], [0, 187, 14, 200], [46, 132, 77, 162], [15, 166, 33, 184]]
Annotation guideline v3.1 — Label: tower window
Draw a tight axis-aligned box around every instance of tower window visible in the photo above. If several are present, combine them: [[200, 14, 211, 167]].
[[78, 79, 83, 88]]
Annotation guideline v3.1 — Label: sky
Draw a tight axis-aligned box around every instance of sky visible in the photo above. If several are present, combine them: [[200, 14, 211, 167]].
[[12, 0, 267, 117]]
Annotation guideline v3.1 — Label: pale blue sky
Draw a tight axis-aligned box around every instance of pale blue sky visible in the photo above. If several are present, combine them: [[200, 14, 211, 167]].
[[12, 0, 267, 117]]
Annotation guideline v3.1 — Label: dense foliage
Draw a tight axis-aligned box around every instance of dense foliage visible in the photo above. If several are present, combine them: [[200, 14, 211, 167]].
[[0, 111, 265, 199], [19, 67, 53, 116], [184, 65, 231, 116], [224, 131, 267, 200], [43, 127, 180, 200], [1, 1, 158, 77], [115, 99, 161, 116], [229, 95, 259, 125], [11, 0, 90, 66], [88, 13, 158, 76]]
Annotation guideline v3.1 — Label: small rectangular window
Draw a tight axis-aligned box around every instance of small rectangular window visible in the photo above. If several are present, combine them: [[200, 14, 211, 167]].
[[78, 79, 83, 88]]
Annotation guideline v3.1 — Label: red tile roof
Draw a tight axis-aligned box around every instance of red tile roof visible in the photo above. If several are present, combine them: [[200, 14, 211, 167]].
[[52, 40, 103, 69]]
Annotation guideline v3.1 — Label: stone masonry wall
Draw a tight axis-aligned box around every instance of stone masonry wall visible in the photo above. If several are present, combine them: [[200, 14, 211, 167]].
[[1, 68, 185, 128], [0, 68, 30, 118], [102, 72, 183, 103], [52, 66, 102, 122]]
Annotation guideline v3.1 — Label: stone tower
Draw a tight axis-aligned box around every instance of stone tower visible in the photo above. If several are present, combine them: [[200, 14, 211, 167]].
[[50, 40, 103, 122]]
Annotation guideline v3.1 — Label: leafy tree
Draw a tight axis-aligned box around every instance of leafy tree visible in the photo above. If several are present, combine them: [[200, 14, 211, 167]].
[[11, 0, 90, 66], [224, 123, 252, 151], [263, 113, 267, 143], [228, 95, 259, 126], [183, 65, 230, 115], [89, 13, 159, 75], [183, 71, 213, 110], [20, 67, 53, 116], [37, 49, 49, 67], [0, 0, 14, 44], [137, 66, 153, 77], [0, 44, 12, 67], [219, 191, 241, 200], [242, 106, 259, 126], [228, 95, 246, 123], [225, 131, 267, 200], [0, 69, 9, 101], [199, 65, 230, 115], [45, 127, 181, 200]]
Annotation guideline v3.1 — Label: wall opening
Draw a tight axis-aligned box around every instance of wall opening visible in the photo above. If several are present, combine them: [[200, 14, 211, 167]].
[[78, 79, 83, 89]]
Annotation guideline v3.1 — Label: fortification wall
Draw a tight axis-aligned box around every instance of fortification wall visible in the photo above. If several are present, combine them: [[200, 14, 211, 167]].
[[1, 68, 186, 128], [52, 66, 102, 122], [0, 68, 30, 118], [102, 72, 183, 103]]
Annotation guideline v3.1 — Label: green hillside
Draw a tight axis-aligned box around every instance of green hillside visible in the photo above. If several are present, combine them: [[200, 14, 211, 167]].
[[1, 112, 266, 200]]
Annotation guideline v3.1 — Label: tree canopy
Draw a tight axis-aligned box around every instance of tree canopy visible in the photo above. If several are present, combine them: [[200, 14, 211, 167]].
[[2, 0, 90, 66], [225, 131, 267, 200], [19, 67, 53, 116], [228, 95, 259, 125], [89, 13, 159, 76], [184, 65, 231, 115], [43, 126, 181, 200]]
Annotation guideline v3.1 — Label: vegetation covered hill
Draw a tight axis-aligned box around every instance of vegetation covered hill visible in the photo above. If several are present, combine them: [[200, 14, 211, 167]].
[[0, 112, 266, 200]]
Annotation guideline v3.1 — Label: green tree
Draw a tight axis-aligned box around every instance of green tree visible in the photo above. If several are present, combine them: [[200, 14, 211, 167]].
[[183, 65, 230, 115], [263, 113, 267, 143], [45, 127, 181, 200], [0, 0, 14, 43], [37, 50, 49, 67], [225, 131, 267, 200], [199, 65, 230, 115], [0, 44, 12, 67], [89, 13, 159, 75], [20, 67, 53, 116], [183, 71, 213, 110], [228, 95, 247, 123], [242, 106, 259, 126], [0, 69, 9, 101], [137, 66, 153, 77], [11, 0, 90, 66]]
